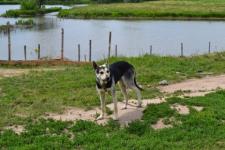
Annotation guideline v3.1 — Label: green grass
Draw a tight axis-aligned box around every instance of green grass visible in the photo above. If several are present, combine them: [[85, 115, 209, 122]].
[[58, 0, 225, 19], [2, 7, 61, 17], [0, 52, 225, 128], [1, 91, 225, 149]]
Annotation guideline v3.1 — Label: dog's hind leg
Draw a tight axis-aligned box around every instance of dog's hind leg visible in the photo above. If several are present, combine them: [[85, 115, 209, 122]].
[[96, 90, 106, 120], [132, 86, 142, 107], [111, 83, 118, 120], [119, 80, 128, 109]]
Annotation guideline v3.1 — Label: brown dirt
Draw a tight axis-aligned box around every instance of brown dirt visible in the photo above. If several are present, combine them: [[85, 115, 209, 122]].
[[151, 118, 173, 130]]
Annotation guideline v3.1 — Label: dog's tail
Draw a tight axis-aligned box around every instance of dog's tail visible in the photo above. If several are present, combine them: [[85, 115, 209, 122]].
[[134, 76, 143, 91]]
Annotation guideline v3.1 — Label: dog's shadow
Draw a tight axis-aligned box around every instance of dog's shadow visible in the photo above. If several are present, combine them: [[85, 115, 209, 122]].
[[106, 102, 144, 126]]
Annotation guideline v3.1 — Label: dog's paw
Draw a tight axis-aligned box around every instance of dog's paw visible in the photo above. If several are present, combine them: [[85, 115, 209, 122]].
[[96, 115, 104, 120]]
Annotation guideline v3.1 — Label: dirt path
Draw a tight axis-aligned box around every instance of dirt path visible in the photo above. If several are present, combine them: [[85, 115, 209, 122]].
[[0, 68, 64, 78], [45, 98, 166, 126], [159, 74, 225, 96], [45, 74, 225, 127]]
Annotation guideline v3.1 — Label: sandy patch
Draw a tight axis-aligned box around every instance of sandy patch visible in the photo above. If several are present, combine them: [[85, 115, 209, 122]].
[[192, 106, 204, 112], [159, 75, 225, 94], [45, 107, 100, 122], [183, 91, 211, 97], [151, 118, 173, 130], [170, 103, 190, 115], [4, 125, 25, 135], [45, 98, 166, 126]]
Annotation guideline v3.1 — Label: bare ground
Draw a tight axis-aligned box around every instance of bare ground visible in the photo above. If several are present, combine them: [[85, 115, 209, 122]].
[[4, 125, 25, 135], [45, 98, 166, 126], [159, 74, 225, 96]]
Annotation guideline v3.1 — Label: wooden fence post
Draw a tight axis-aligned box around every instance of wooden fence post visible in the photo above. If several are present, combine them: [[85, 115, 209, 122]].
[[24, 45, 27, 61], [89, 40, 92, 62], [38, 44, 40, 60], [115, 44, 118, 57], [61, 28, 64, 60], [84, 55, 87, 62], [7, 22, 11, 61], [150, 45, 152, 55], [181, 42, 184, 57], [208, 42, 211, 54], [78, 44, 80, 62], [108, 31, 112, 59]]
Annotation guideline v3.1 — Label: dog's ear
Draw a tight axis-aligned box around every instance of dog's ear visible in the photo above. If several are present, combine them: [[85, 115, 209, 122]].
[[92, 61, 98, 70]]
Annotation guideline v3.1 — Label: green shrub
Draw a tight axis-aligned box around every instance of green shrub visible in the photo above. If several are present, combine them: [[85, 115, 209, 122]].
[[20, 0, 38, 10]]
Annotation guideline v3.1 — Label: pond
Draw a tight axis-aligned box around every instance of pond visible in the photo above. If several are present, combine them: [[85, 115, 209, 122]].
[[1, 5, 225, 61]]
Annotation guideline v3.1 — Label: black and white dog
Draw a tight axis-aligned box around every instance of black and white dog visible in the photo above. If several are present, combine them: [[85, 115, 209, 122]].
[[93, 61, 143, 120]]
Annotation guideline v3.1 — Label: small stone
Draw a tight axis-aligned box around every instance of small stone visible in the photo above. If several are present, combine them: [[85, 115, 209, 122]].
[[159, 80, 169, 86]]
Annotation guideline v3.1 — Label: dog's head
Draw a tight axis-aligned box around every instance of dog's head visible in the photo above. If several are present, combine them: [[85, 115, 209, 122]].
[[92, 61, 110, 84]]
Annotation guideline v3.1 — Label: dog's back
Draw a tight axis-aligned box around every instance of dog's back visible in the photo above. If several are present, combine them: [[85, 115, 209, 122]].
[[109, 61, 134, 84], [110, 61, 142, 91]]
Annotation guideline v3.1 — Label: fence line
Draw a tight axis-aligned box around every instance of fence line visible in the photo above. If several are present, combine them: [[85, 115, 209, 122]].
[[2, 26, 221, 62]]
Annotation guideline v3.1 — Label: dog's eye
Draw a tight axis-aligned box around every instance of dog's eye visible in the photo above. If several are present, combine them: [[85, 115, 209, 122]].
[[100, 71, 104, 74], [106, 70, 109, 73]]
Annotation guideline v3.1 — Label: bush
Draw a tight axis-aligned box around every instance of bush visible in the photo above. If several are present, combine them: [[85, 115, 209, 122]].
[[20, 0, 38, 10]]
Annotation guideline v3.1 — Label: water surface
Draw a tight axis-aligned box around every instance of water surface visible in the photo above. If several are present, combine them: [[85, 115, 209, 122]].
[[1, 5, 225, 60]]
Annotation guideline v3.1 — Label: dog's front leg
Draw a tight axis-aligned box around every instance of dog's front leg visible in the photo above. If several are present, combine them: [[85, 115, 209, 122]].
[[111, 85, 118, 120], [96, 90, 105, 120]]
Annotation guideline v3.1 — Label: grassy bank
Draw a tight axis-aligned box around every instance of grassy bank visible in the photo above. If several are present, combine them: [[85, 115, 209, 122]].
[[2, 7, 61, 17], [58, 0, 225, 19], [0, 52, 225, 128]]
